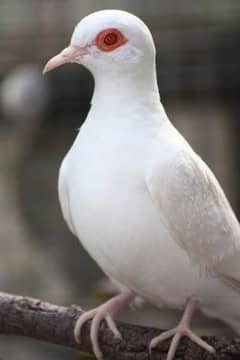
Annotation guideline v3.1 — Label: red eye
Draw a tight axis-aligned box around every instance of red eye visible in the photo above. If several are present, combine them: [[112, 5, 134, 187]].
[[95, 28, 127, 52], [104, 32, 118, 46]]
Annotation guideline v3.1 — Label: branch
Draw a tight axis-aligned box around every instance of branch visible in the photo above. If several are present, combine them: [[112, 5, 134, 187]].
[[0, 292, 238, 359]]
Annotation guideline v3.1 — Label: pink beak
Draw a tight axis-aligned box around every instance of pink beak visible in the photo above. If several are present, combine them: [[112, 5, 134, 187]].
[[43, 46, 82, 74]]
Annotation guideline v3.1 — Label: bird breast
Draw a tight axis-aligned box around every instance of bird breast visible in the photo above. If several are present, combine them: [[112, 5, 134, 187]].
[[60, 120, 216, 308]]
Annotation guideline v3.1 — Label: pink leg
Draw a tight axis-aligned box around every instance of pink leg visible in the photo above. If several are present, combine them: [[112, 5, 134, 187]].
[[74, 292, 135, 360], [149, 299, 215, 360]]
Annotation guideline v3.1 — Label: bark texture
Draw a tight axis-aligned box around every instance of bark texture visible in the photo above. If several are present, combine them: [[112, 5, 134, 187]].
[[0, 292, 239, 359]]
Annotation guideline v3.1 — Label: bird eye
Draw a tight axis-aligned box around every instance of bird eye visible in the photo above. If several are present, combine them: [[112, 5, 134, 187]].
[[95, 28, 127, 52], [104, 32, 118, 46]]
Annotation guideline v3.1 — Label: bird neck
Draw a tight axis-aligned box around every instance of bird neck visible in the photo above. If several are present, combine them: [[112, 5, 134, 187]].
[[91, 62, 160, 111]]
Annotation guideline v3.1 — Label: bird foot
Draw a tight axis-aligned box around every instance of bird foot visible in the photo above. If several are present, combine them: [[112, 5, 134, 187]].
[[74, 292, 135, 360], [149, 299, 215, 360]]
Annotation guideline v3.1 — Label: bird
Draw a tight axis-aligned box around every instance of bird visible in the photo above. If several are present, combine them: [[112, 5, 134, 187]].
[[43, 9, 240, 360]]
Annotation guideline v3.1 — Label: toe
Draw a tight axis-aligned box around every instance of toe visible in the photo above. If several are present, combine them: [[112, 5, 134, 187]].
[[90, 312, 106, 360], [106, 313, 122, 340], [149, 328, 177, 353], [185, 329, 216, 354], [74, 308, 97, 343], [166, 332, 181, 360]]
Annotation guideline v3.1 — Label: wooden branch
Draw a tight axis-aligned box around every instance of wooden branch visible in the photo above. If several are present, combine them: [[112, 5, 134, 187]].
[[0, 292, 239, 359]]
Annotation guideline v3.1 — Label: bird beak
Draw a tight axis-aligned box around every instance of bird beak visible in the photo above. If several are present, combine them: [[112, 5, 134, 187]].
[[43, 45, 83, 74]]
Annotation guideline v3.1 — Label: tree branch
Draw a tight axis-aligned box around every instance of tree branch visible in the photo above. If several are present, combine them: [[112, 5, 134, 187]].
[[0, 291, 239, 359]]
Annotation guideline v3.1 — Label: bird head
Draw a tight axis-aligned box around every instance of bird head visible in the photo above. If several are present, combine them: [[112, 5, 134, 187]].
[[43, 10, 156, 76]]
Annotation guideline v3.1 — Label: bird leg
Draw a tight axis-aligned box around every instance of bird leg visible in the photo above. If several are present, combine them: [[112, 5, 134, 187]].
[[74, 292, 135, 360], [149, 299, 216, 360]]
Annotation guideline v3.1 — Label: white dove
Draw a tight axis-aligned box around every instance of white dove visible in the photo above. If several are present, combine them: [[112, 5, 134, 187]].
[[43, 9, 240, 360]]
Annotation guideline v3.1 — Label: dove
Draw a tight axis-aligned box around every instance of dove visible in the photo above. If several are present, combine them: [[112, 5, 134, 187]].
[[43, 9, 240, 360]]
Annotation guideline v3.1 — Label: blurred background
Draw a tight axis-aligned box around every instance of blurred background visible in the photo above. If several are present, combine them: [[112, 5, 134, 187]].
[[0, 0, 240, 359]]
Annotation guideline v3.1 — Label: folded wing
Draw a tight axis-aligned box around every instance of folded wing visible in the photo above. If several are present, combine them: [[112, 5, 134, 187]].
[[146, 140, 240, 277]]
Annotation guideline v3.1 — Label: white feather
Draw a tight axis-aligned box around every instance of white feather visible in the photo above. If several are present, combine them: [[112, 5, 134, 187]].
[[57, 9, 240, 334]]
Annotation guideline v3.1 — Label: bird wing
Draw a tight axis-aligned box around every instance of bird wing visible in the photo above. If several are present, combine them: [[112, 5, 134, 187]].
[[58, 160, 76, 236], [146, 139, 240, 274]]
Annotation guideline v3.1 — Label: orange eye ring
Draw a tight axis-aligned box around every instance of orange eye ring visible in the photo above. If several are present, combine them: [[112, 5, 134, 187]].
[[95, 28, 127, 52]]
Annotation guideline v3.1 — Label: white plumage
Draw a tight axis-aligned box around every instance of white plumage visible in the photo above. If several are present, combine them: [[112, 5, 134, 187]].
[[44, 10, 240, 359]]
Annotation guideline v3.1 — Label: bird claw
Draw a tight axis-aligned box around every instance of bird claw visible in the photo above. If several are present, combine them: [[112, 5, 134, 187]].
[[149, 299, 215, 360], [149, 326, 215, 360], [74, 308, 98, 344], [74, 292, 135, 360], [74, 307, 119, 359]]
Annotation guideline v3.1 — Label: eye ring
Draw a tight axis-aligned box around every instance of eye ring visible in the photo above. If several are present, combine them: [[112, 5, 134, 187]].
[[95, 28, 127, 52]]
